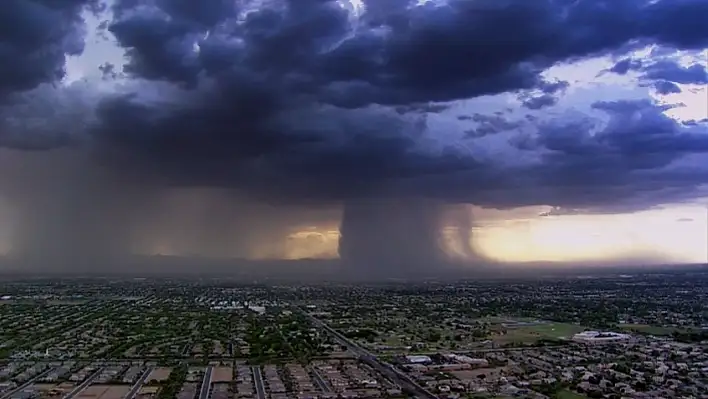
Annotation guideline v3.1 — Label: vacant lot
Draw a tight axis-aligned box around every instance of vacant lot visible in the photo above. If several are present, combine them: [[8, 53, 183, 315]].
[[212, 367, 233, 383], [147, 367, 173, 383], [76, 385, 131, 399]]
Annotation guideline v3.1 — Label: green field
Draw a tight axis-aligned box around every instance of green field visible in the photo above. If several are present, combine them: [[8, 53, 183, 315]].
[[383, 335, 404, 347], [553, 389, 588, 399], [478, 316, 539, 323], [620, 324, 673, 335], [495, 322, 585, 343], [619, 324, 684, 336]]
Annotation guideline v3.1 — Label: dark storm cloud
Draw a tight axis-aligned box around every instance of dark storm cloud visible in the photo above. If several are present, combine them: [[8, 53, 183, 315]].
[[2, 0, 708, 268], [462, 113, 525, 139], [607, 58, 643, 75], [0, 0, 99, 96], [643, 61, 708, 85], [5, 1, 708, 194], [606, 58, 707, 90], [394, 103, 450, 114], [90, 0, 708, 183], [530, 100, 708, 168], [0, 83, 97, 150], [500, 99, 708, 210], [520, 94, 559, 110], [5, 0, 708, 207], [653, 80, 682, 94], [102, 0, 708, 103], [5, 0, 708, 169], [517, 79, 569, 110]]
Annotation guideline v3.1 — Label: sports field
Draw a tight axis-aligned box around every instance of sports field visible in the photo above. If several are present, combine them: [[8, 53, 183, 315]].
[[491, 320, 586, 343]]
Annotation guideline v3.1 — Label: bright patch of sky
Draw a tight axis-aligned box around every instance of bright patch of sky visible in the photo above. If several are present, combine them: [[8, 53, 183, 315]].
[[339, 0, 365, 16], [65, 4, 124, 84]]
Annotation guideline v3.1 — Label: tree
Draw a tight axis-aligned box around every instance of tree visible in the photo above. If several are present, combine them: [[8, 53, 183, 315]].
[[427, 332, 441, 342]]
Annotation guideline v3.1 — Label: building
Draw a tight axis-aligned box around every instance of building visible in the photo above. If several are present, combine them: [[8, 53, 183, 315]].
[[405, 355, 432, 364], [572, 331, 630, 343]]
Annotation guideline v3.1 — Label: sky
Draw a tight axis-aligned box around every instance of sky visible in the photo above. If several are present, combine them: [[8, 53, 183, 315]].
[[0, 0, 707, 275]]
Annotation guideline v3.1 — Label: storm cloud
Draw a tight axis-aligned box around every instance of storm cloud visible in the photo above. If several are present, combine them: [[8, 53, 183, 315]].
[[1, 0, 708, 273]]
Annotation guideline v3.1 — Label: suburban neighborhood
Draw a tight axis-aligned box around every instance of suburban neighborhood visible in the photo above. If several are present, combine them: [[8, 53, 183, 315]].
[[1, 272, 707, 398]]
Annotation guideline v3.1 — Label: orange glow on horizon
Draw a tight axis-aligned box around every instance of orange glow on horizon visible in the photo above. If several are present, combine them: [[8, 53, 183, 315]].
[[0, 201, 705, 265]]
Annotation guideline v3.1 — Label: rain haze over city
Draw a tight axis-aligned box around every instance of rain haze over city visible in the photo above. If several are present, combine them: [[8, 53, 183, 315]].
[[3, 4, 708, 399], [0, 0, 707, 278]]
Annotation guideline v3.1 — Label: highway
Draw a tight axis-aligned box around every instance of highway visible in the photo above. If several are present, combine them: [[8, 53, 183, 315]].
[[64, 368, 103, 399], [309, 367, 332, 393], [199, 366, 213, 399], [251, 366, 266, 399], [125, 367, 153, 399], [303, 311, 438, 399]]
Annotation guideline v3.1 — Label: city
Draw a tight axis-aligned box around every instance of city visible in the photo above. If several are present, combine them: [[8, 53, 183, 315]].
[[1, 271, 707, 399], [2, 2, 708, 399]]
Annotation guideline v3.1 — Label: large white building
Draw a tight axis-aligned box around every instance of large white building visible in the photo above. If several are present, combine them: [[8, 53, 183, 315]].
[[405, 355, 432, 364], [572, 331, 630, 343], [443, 354, 489, 367]]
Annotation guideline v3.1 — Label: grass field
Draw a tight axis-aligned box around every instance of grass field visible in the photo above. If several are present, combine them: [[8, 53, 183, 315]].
[[554, 389, 588, 399], [46, 299, 90, 305], [383, 335, 404, 347], [478, 316, 539, 323], [619, 324, 676, 335], [618, 323, 704, 336], [494, 322, 585, 343]]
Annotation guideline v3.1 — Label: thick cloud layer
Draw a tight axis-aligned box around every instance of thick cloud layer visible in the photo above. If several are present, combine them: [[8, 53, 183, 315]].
[[0, 0, 708, 272], [0, 0, 104, 96]]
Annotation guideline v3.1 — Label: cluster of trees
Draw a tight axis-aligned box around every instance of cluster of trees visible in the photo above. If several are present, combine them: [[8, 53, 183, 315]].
[[246, 313, 325, 363], [247, 320, 289, 361], [342, 328, 378, 341], [672, 330, 708, 343], [157, 364, 188, 399]]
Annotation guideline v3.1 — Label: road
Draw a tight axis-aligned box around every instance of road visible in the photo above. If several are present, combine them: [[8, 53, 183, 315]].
[[415, 345, 566, 355], [64, 368, 103, 399], [303, 311, 438, 399], [251, 366, 266, 399], [125, 367, 153, 399], [0, 366, 54, 399], [309, 367, 332, 393], [199, 366, 213, 399]]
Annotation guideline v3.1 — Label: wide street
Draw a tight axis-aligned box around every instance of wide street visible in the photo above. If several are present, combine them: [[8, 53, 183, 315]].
[[64, 368, 103, 399], [303, 310, 439, 399], [251, 366, 266, 399], [125, 367, 153, 399], [199, 366, 213, 399]]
